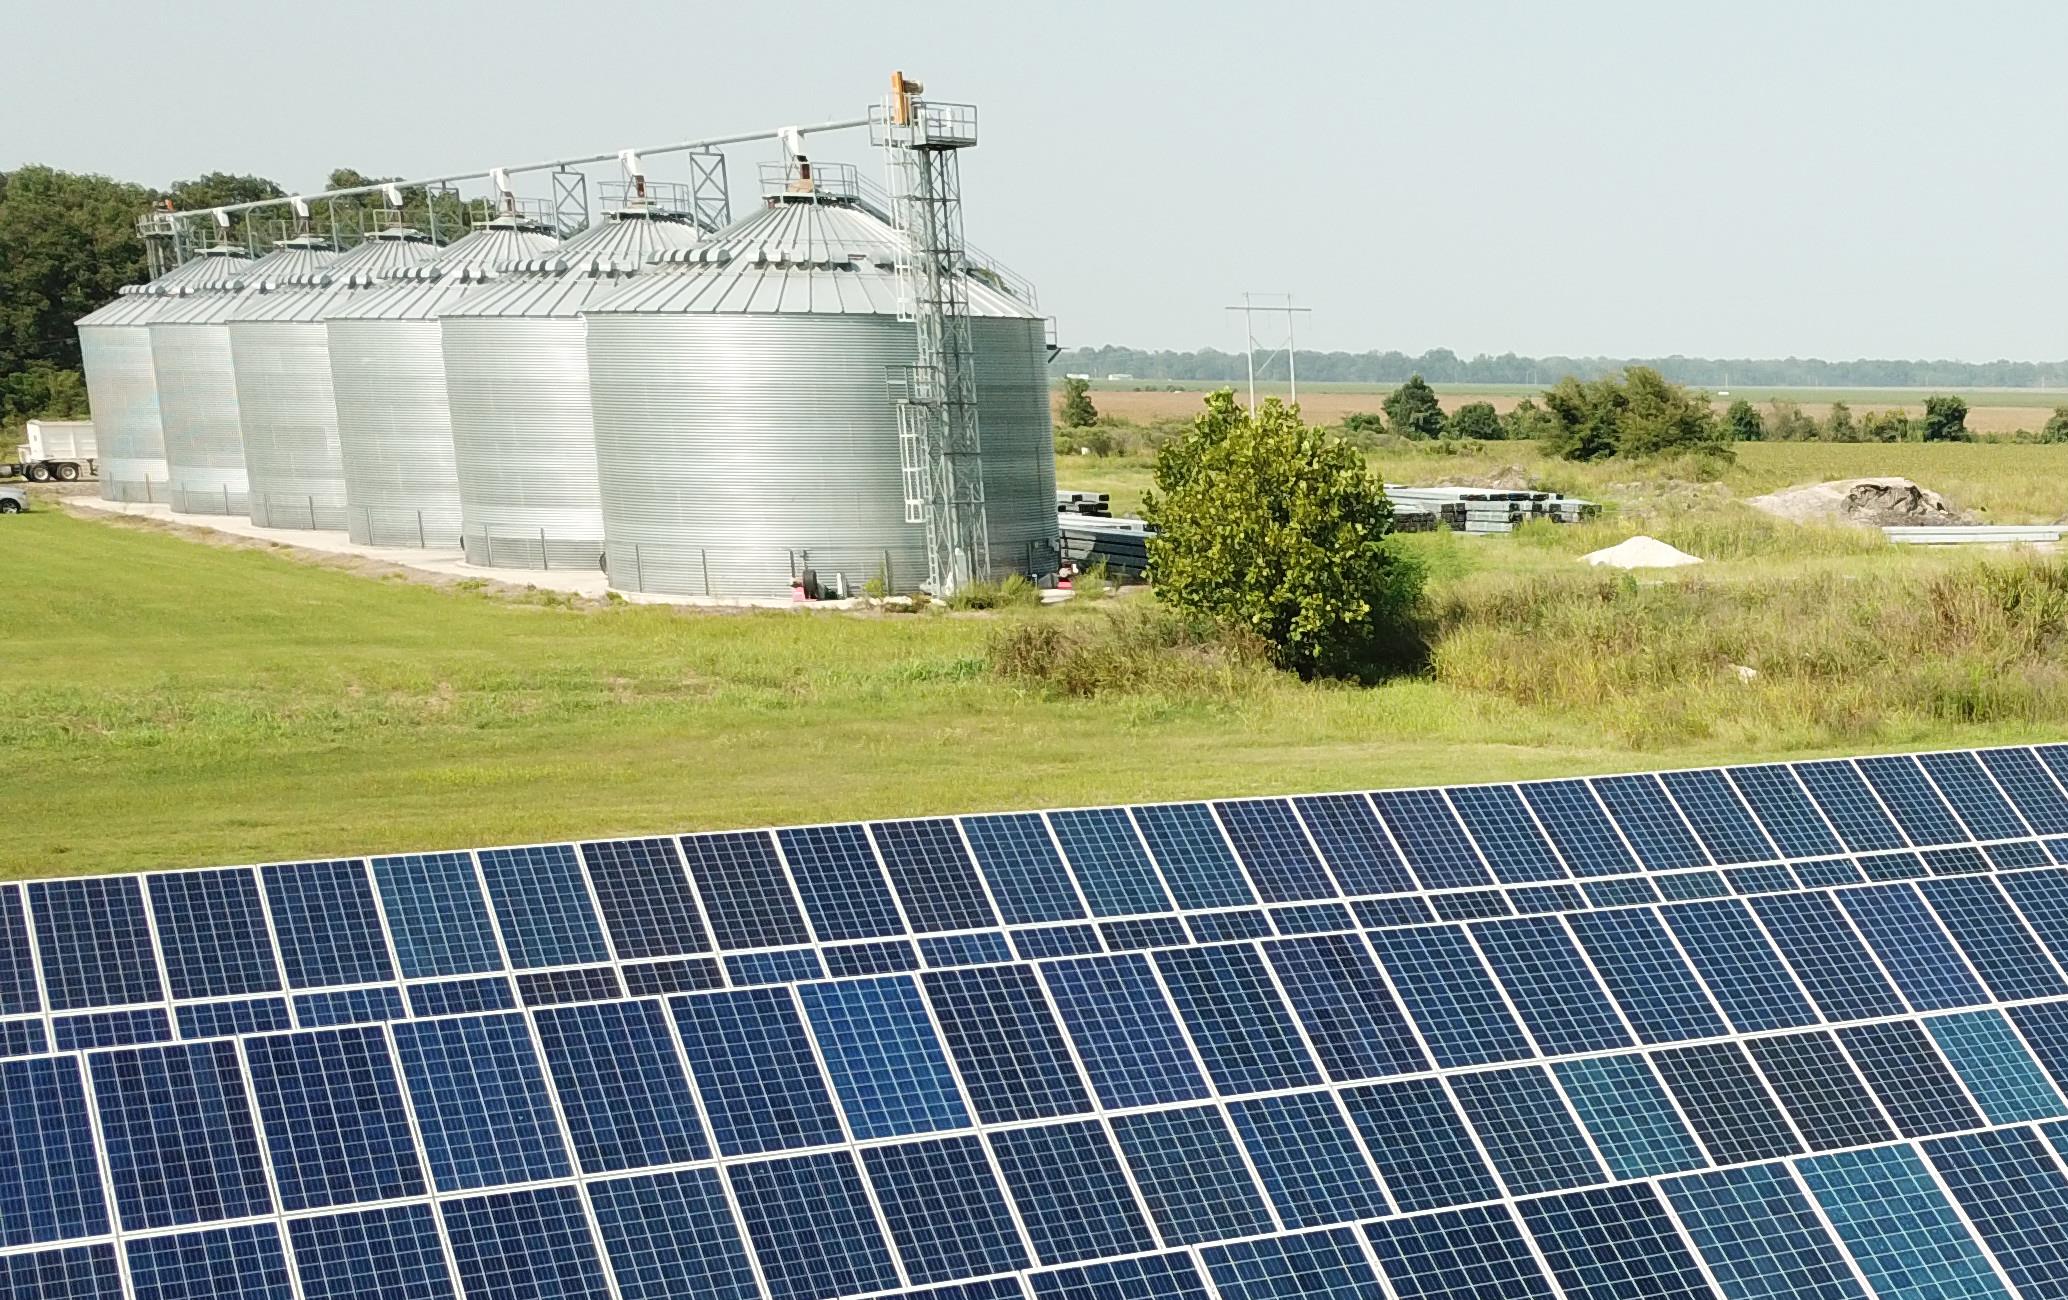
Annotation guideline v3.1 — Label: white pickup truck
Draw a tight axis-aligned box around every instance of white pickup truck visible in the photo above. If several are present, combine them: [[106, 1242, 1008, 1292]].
[[2, 420, 96, 482], [0, 486, 25, 514]]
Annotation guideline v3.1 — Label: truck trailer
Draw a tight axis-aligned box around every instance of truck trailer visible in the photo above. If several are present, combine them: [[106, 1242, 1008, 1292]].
[[2, 420, 98, 482]]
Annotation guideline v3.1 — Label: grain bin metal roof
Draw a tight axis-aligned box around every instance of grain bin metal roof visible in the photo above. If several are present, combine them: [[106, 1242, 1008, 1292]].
[[75, 246, 258, 325], [442, 208, 705, 319], [152, 238, 340, 325], [325, 216, 560, 322], [583, 193, 1037, 319], [224, 228, 437, 323]]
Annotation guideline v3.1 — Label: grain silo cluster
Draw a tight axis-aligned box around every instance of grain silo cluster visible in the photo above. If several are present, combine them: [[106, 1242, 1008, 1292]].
[[75, 80, 1060, 598]]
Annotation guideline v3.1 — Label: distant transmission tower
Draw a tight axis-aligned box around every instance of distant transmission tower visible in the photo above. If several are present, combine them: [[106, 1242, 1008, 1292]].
[[875, 71, 990, 595], [1225, 292, 1312, 413]]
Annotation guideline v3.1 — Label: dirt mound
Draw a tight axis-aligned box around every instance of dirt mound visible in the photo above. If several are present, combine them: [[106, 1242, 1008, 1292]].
[[1583, 536, 1704, 569], [1445, 464, 1535, 491], [1746, 477, 1969, 527]]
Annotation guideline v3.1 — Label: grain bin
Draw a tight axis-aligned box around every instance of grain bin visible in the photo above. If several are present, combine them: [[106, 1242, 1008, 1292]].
[[225, 228, 436, 529], [77, 245, 257, 503], [325, 215, 559, 547], [582, 190, 1057, 597], [440, 203, 703, 569], [150, 236, 338, 515]]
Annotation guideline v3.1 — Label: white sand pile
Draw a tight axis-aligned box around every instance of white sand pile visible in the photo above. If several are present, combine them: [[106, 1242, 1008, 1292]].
[[1747, 477, 1967, 527], [1583, 535, 1704, 569]]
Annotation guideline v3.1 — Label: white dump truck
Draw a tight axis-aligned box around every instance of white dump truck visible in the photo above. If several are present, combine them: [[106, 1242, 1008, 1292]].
[[2, 420, 97, 482]]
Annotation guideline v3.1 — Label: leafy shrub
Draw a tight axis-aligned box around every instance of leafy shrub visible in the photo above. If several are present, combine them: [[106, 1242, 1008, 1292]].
[[1448, 401, 1504, 441], [988, 602, 1278, 699], [1382, 375, 1447, 439], [947, 573, 1042, 611]]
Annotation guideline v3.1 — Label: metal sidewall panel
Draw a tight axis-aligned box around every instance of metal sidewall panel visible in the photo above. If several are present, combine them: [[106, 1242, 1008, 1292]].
[[151, 322, 250, 515], [442, 316, 605, 570], [79, 325, 169, 502], [228, 319, 350, 531], [328, 319, 464, 549]]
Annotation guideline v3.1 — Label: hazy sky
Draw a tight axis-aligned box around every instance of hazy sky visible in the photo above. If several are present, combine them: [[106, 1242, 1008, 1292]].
[[8, 0, 2066, 360]]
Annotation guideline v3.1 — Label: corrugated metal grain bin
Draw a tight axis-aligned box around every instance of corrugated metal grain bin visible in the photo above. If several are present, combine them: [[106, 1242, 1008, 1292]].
[[582, 191, 1057, 597], [439, 204, 704, 569], [325, 216, 559, 548], [150, 237, 338, 515], [225, 228, 435, 530], [77, 246, 257, 503]]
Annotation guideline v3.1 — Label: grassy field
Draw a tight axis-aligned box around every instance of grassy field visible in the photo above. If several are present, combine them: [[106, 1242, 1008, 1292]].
[[7, 435, 2068, 878]]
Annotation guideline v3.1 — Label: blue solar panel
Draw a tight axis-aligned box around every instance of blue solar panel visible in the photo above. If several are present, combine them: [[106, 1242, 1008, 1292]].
[[1517, 1183, 1715, 1300], [1291, 794, 1417, 895], [1795, 760, 1909, 852], [146, 868, 279, 999], [0, 1055, 108, 1247], [874, 818, 1000, 933], [964, 812, 1086, 924], [989, 1119, 1157, 1265], [1748, 890, 1906, 1022], [1041, 953, 1207, 1108], [728, 1151, 902, 1300], [0, 1244, 123, 1300], [1837, 883, 1989, 1012], [90, 1040, 272, 1231], [126, 1223, 293, 1300], [1371, 789, 1494, 890], [727, 948, 825, 986], [1133, 803, 1256, 909], [588, 1168, 762, 1300], [53, 1007, 169, 1050], [1591, 774, 1710, 871], [0, 887, 34, 1019], [30, 876, 163, 1010], [1338, 1078, 1501, 1212], [1925, 1127, 2068, 1300], [442, 1185, 612, 1300], [776, 823, 907, 942], [294, 984, 405, 1028], [1838, 1020, 1984, 1138], [1920, 750, 2032, 841], [289, 1203, 456, 1300], [1366, 1204, 1559, 1300], [244, 1024, 424, 1211], [1519, 780, 1641, 878], [261, 860, 393, 989], [1263, 932, 1427, 1081], [177, 996, 291, 1039], [1111, 1104, 1276, 1246], [1449, 1064, 1605, 1195], [1153, 943, 1321, 1094], [1228, 1091, 1390, 1227], [534, 997, 710, 1172], [1444, 784, 1567, 884], [1367, 925, 1531, 1068], [391, 1012, 570, 1191], [1469, 914, 1630, 1055], [1797, 1144, 2012, 1300], [369, 851, 502, 979], [1202, 1228, 1387, 1300], [1727, 764, 1845, 858], [1919, 875, 2068, 1001], [1551, 1053, 1706, 1179], [1564, 906, 1726, 1043], [1981, 747, 2068, 834], [1860, 755, 1970, 847], [1048, 807, 1173, 916], [1658, 898, 1818, 1032], [864, 1134, 1029, 1283], [671, 985, 844, 1156], [475, 842, 611, 968], [581, 837, 714, 958], [1662, 1163, 1866, 1300], [924, 964, 1091, 1124], [517, 963, 623, 1005], [1031, 1251, 1208, 1300], [1662, 768, 1781, 865], [1744, 1032, 1894, 1151], [675, 830, 810, 949], [1216, 799, 1339, 902], [800, 974, 973, 1138], [1651, 1041, 1801, 1164], [1927, 1009, 2068, 1125]]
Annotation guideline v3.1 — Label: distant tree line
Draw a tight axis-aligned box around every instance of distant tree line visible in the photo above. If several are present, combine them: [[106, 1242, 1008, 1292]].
[[1057, 345, 2068, 390]]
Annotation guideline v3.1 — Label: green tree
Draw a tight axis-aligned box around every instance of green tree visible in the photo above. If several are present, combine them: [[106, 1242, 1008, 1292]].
[[1058, 376, 1098, 428], [1500, 397, 1559, 440], [1541, 368, 1727, 461], [1723, 399, 1766, 442], [1143, 390, 1422, 680], [1766, 400, 1819, 442], [0, 165, 152, 379], [1381, 374, 1446, 439], [2042, 406, 2068, 444], [1922, 394, 1970, 442], [1822, 401, 1858, 442], [1540, 375, 1622, 461], [1449, 401, 1504, 441], [1861, 409, 1914, 442]]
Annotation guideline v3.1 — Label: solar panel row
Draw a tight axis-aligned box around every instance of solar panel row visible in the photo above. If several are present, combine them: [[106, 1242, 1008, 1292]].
[[10, 745, 2068, 1300]]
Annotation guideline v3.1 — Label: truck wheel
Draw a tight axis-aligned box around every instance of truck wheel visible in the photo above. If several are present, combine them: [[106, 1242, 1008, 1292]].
[[25, 464, 50, 483], [0, 499, 22, 514], [55, 463, 80, 482]]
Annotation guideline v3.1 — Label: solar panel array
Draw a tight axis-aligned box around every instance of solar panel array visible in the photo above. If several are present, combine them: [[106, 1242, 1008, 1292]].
[[12, 745, 2068, 1299]]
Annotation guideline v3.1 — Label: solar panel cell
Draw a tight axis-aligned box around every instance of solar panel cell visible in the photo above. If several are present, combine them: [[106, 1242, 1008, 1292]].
[[776, 824, 907, 942], [147, 868, 279, 999], [963, 813, 1086, 925], [671, 986, 844, 1156], [1797, 1144, 2012, 1300], [1837, 1020, 1985, 1138], [581, 837, 714, 959], [30, 876, 163, 1010], [0, 1244, 122, 1300], [1564, 907, 1727, 1044], [1794, 761, 1909, 852], [535, 998, 711, 1172], [1290, 794, 1416, 896], [370, 852, 502, 979], [1516, 1183, 1717, 1300], [1591, 774, 1710, 871], [0, 1056, 108, 1246], [1835, 884, 1990, 1013], [1651, 1041, 1802, 1165], [874, 818, 1000, 934], [1925, 1127, 2068, 1300], [90, 1040, 272, 1231], [244, 1024, 424, 1211], [391, 1012, 571, 1191], [1744, 1032, 1895, 1152], [1926, 1009, 2068, 1125], [1215, 799, 1339, 903], [1365, 1205, 1560, 1300], [1980, 747, 2068, 835], [800, 975, 973, 1138]]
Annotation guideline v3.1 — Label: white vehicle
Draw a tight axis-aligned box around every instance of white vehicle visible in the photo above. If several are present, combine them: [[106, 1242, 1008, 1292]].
[[0, 486, 26, 514], [4, 420, 97, 483]]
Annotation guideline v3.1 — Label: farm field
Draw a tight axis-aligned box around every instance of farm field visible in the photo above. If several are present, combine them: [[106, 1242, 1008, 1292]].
[[1075, 383, 2068, 436], [8, 434, 2068, 879]]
